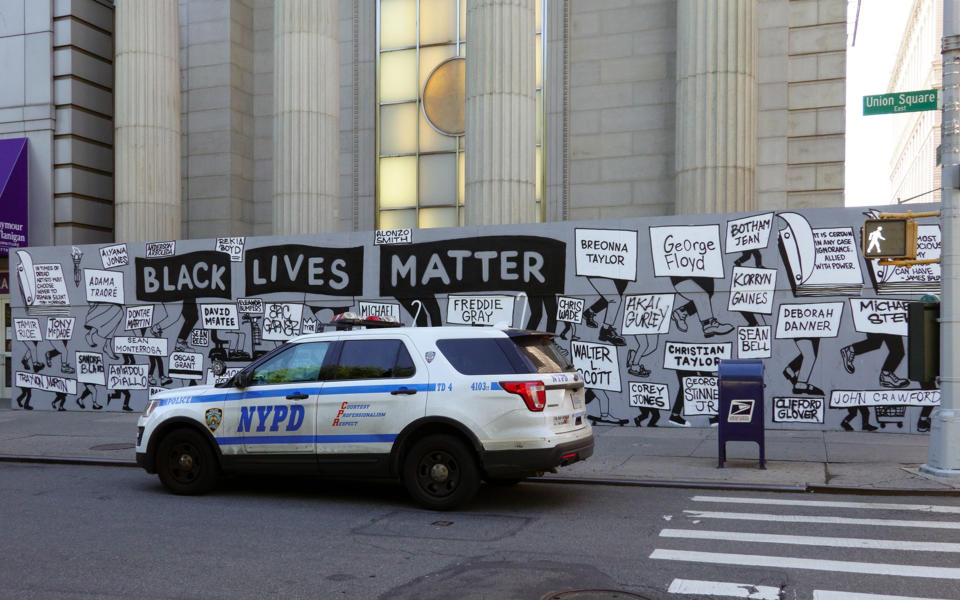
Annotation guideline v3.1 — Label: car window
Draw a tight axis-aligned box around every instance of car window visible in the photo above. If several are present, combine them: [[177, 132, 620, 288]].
[[250, 341, 332, 384], [331, 339, 415, 380], [511, 334, 573, 373], [436, 338, 521, 375]]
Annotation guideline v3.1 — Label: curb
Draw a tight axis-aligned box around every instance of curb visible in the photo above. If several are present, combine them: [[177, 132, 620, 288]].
[[4, 454, 957, 496]]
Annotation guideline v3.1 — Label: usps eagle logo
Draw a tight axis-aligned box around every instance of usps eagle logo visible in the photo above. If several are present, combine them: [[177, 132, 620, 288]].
[[205, 408, 223, 432]]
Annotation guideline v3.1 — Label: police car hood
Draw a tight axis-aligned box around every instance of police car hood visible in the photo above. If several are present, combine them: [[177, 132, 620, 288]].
[[152, 385, 219, 400]]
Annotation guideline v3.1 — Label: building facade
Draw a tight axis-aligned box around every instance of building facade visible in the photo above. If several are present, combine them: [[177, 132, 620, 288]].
[[0, 0, 849, 403]]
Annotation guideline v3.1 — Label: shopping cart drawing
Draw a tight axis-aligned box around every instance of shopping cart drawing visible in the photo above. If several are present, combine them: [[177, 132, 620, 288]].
[[875, 405, 906, 429]]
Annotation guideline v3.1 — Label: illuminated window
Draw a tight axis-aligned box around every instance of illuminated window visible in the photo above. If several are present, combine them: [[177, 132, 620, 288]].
[[377, 0, 545, 229]]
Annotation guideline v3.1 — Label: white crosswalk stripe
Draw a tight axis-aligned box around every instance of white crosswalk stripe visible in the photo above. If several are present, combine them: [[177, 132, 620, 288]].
[[655, 494, 960, 599], [667, 578, 781, 599]]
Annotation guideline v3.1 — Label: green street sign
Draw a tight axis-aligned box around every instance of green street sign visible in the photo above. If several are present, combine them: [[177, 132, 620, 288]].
[[863, 89, 939, 115]]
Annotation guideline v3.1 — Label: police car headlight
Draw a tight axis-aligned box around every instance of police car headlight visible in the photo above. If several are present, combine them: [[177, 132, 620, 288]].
[[143, 400, 160, 417]]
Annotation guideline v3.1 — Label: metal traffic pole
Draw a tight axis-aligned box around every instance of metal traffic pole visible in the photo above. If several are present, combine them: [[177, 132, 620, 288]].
[[921, 0, 960, 477]]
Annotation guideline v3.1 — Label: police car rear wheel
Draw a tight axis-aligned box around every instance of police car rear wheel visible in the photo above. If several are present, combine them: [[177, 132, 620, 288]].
[[156, 429, 217, 495], [403, 434, 479, 510]]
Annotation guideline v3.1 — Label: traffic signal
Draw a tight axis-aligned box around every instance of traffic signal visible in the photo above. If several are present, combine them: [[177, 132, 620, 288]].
[[862, 218, 917, 259], [908, 299, 940, 384]]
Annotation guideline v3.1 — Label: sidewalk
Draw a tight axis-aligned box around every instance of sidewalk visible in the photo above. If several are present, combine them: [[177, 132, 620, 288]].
[[1, 405, 958, 494]]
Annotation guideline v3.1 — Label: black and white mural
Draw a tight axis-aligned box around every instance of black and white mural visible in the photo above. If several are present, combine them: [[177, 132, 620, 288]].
[[9, 205, 942, 433]]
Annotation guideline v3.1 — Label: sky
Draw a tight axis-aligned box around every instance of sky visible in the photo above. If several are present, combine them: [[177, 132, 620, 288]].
[[844, 0, 916, 207]]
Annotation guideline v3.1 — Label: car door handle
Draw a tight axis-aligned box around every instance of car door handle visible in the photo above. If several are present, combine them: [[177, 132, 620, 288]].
[[286, 393, 309, 400], [390, 387, 417, 395]]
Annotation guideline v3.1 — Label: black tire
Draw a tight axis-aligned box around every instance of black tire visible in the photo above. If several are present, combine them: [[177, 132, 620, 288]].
[[156, 428, 218, 495], [403, 434, 480, 510]]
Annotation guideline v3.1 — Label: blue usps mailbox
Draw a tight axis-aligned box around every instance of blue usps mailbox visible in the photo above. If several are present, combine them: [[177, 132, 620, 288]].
[[717, 359, 765, 469]]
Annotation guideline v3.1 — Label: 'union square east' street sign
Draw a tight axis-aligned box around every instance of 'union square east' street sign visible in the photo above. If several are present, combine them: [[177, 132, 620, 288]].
[[863, 89, 939, 115]]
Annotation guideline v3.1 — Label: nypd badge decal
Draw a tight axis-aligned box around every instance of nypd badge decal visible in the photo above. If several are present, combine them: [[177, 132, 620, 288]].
[[205, 408, 223, 432]]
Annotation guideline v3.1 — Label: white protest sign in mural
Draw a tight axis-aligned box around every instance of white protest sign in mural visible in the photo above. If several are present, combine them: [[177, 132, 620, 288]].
[[168, 352, 204, 380], [662, 341, 731, 372], [773, 397, 824, 423], [206, 367, 242, 386], [737, 326, 771, 359], [849, 298, 909, 336], [621, 294, 674, 335], [725, 213, 773, 253], [13, 318, 41, 341], [571, 341, 621, 392], [575, 228, 637, 280], [216, 237, 245, 262], [124, 305, 154, 330], [237, 297, 264, 313], [113, 336, 168, 357], [259, 303, 302, 341], [830, 389, 940, 408], [145, 241, 175, 258], [34, 263, 70, 305], [775, 302, 844, 339], [727, 267, 776, 314], [191, 329, 210, 347], [374, 229, 412, 245], [682, 376, 718, 416], [869, 223, 940, 295], [99, 244, 129, 269], [446, 295, 514, 326], [629, 381, 669, 409], [650, 225, 724, 278], [46, 317, 75, 341], [84, 269, 124, 304], [200, 303, 240, 330], [359, 301, 401, 321], [76, 351, 105, 385], [108, 364, 148, 390], [778, 213, 863, 295], [15, 371, 77, 395], [556, 296, 584, 324]]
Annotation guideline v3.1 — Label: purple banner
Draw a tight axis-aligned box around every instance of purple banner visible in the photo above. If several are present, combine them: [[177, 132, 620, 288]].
[[0, 138, 28, 256]]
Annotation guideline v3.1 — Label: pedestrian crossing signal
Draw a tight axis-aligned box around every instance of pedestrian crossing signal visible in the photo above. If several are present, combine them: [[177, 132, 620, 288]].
[[862, 218, 917, 259]]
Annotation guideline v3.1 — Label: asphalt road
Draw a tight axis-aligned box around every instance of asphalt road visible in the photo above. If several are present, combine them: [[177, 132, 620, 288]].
[[1, 463, 959, 600]]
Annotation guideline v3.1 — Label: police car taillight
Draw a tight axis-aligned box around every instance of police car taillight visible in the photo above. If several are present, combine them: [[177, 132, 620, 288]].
[[500, 381, 546, 412]]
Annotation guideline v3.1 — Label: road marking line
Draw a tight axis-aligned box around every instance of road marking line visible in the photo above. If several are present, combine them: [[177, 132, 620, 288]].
[[813, 591, 952, 600], [650, 549, 960, 580], [660, 528, 960, 553], [691, 495, 960, 514], [667, 578, 780, 599], [684, 510, 960, 530]]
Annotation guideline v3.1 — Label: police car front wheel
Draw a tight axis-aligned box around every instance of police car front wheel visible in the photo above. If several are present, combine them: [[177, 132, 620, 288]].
[[403, 434, 480, 510], [156, 429, 218, 495]]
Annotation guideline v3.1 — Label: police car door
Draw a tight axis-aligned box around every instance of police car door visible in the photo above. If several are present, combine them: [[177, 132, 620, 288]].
[[317, 336, 427, 456], [238, 341, 332, 454]]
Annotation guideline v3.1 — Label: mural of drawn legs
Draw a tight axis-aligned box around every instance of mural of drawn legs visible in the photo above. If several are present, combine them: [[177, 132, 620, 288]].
[[782, 338, 823, 396], [44, 340, 75, 374], [15, 384, 32, 410], [669, 277, 734, 337], [839, 333, 909, 389], [524, 295, 558, 332], [733, 249, 764, 268], [917, 378, 936, 432], [175, 299, 199, 352], [581, 278, 627, 345], [585, 388, 628, 426], [20, 340, 41, 371], [83, 303, 122, 359], [626, 334, 656, 378], [138, 327, 172, 385], [108, 353, 136, 411], [77, 383, 101, 410], [841, 407, 877, 432]]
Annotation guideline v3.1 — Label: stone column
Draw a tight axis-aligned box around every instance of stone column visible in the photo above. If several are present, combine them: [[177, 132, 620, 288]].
[[114, 0, 181, 242], [273, 0, 339, 235], [675, 0, 757, 215], [465, 0, 537, 225]]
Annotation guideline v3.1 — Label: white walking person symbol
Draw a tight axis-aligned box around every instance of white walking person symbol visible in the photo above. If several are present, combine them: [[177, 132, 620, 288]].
[[867, 226, 885, 253]]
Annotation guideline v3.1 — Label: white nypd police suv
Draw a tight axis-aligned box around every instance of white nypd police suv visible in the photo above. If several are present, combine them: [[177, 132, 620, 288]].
[[136, 315, 593, 509]]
